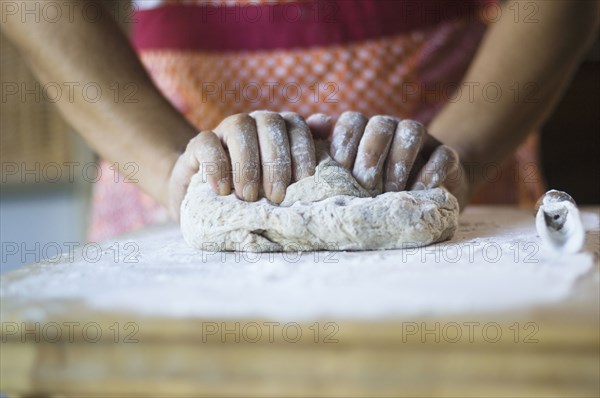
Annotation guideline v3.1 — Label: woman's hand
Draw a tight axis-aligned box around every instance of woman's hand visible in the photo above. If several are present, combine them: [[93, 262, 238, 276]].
[[168, 111, 318, 219], [328, 111, 471, 209]]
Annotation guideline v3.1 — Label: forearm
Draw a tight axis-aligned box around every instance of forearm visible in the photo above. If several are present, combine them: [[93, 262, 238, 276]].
[[1, 0, 197, 205], [428, 0, 598, 194]]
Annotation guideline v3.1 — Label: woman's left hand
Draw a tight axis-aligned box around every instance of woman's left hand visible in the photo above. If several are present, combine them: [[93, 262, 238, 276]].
[[316, 111, 471, 209]]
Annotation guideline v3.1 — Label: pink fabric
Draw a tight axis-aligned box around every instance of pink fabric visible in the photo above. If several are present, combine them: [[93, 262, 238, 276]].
[[88, 1, 504, 241], [131, 0, 492, 51], [88, 161, 169, 242]]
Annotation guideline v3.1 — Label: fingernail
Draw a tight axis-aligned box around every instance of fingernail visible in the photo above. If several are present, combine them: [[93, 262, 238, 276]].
[[217, 178, 230, 195], [429, 172, 441, 187], [242, 184, 257, 201], [412, 181, 426, 191], [385, 182, 399, 192], [270, 182, 287, 204]]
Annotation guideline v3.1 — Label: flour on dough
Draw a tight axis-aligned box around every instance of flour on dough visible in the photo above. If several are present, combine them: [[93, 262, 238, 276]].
[[181, 142, 459, 252]]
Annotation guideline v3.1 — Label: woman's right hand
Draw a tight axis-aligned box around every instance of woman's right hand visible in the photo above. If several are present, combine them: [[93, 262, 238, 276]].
[[168, 111, 323, 220]]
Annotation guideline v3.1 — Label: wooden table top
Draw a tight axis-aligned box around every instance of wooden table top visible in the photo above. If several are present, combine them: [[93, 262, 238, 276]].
[[1, 206, 598, 397]]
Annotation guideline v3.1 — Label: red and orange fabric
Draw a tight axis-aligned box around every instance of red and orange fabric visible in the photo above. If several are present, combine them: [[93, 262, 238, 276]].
[[89, 0, 545, 241]]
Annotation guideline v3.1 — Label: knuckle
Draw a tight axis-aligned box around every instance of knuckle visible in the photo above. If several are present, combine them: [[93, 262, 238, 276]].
[[306, 113, 332, 128], [437, 145, 459, 162], [401, 119, 424, 129], [250, 110, 279, 121], [398, 119, 425, 136], [228, 112, 251, 123], [222, 113, 254, 137], [345, 110, 364, 118], [280, 111, 302, 120], [195, 131, 216, 144], [185, 137, 206, 157], [337, 111, 366, 127], [367, 115, 397, 132]]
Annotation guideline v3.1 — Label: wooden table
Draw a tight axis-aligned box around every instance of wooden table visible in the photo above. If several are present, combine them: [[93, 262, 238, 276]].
[[1, 207, 598, 397]]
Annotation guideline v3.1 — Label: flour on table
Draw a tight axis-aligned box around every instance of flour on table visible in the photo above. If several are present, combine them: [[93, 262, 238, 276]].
[[2, 209, 596, 321], [181, 141, 459, 252]]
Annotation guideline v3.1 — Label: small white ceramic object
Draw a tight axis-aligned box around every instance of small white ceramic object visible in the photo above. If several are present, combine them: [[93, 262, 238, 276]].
[[535, 190, 585, 254]]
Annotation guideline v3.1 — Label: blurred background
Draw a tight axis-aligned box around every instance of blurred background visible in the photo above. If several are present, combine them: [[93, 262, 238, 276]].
[[1, 22, 599, 274]]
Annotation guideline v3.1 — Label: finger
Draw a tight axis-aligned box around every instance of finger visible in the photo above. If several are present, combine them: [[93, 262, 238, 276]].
[[192, 131, 232, 195], [411, 145, 460, 191], [250, 110, 292, 204], [330, 111, 368, 169], [352, 115, 397, 191], [281, 112, 316, 181], [214, 113, 260, 202], [168, 131, 231, 221], [404, 133, 441, 189], [384, 120, 426, 192], [306, 113, 332, 140]]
